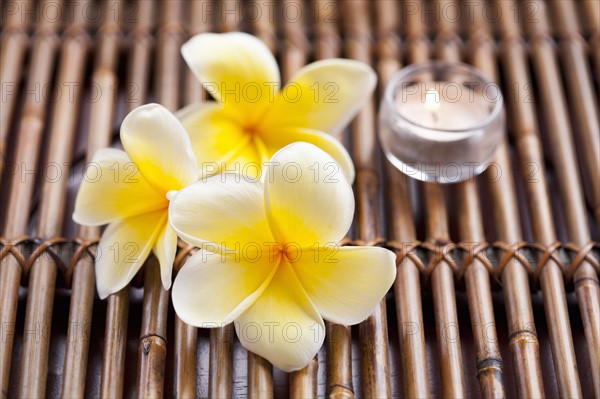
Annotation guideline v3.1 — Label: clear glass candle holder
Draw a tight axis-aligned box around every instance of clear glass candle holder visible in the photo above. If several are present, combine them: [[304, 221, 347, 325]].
[[378, 61, 505, 184]]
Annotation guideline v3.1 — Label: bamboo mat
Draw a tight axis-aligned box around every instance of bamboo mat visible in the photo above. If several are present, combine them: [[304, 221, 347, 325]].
[[1, 0, 599, 398]]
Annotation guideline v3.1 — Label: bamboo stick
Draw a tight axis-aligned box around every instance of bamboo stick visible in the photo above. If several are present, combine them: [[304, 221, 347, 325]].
[[154, 0, 185, 111], [323, 322, 353, 398], [312, 1, 354, 397], [16, 2, 91, 396], [208, 326, 234, 398], [136, 259, 170, 398], [528, 2, 600, 396], [424, 187, 467, 398], [173, 278, 198, 398], [99, 2, 154, 397], [61, 2, 123, 398], [135, 2, 185, 397], [470, 1, 545, 397], [455, 176, 505, 399], [99, 286, 129, 398], [290, 357, 319, 398], [375, 1, 431, 397], [497, 1, 582, 397], [314, 0, 341, 62], [581, 0, 600, 34], [426, 183, 469, 398], [125, 0, 154, 113], [487, 150, 545, 398], [281, 0, 308, 81], [184, 0, 210, 105], [0, 1, 61, 396], [488, 7, 548, 390], [550, 1, 600, 226], [252, 0, 277, 54], [580, 0, 600, 87], [218, 0, 241, 34], [0, 0, 30, 184], [248, 352, 273, 399], [342, 1, 392, 398], [172, 265, 198, 399], [403, 1, 467, 396], [441, 2, 506, 397], [404, 0, 430, 67], [281, 0, 308, 75]]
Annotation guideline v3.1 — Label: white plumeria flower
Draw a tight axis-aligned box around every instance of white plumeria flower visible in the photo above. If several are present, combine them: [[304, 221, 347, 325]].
[[73, 104, 198, 299], [169, 142, 396, 372], [178, 32, 378, 181]]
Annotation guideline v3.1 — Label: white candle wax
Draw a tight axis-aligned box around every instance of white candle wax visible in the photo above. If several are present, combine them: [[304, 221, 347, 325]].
[[394, 82, 491, 140]]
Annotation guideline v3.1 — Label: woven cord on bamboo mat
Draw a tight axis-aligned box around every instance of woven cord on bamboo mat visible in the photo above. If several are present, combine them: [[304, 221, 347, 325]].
[[1, 1, 599, 398]]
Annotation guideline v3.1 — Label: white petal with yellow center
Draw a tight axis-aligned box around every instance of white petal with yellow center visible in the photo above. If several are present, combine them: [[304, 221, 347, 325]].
[[172, 251, 278, 327], [263, 142, 354, 246], [181, 32, 280, 126], [260, 59, 377, 136], [263, 127, 355, 182], [73, 148, 165, 226], [234, 263, 325, 372], [292, 246, 396, 325], [169, 174, 274, 253], [120, 103, 198, 192], [176, 102, 249, 171], [153, 221, 178, 290], [95, 210, 166, 299]]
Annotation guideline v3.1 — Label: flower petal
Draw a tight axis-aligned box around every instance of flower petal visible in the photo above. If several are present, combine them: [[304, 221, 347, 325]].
[[176, 102, 248, 171], [168, 174, 274, 252], [260, 59, 376, 136], [263, 142, 354, 246], [263, 127, 355, 182], [73, 148, 167, 226], [292, 246, 396, 325], [172, 251, 277, 326], [181, 32, 280, 124], [176, 102, 265, 179], [225, 141, 265, 180], [120, 103, 198, 192], [153, 221, 178, 290], [95, 210, 166, 299], [73, 148, 165, 226], [234, 263, 325, 372]]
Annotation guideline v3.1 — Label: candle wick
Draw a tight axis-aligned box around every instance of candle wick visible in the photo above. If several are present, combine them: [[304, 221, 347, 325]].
[[432, 111, 438, 124]]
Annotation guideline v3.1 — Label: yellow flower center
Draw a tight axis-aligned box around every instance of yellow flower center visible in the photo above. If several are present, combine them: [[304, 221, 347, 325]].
[[243, 125, 259, 137], [240, 124, 270, 164], [273, 242, 301, 263]]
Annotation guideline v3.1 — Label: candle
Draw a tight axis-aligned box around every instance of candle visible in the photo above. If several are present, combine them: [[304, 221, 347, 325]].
[[424, 89, 440, 123], [398, 85, 490, 131], [379, 62, 505, 183]]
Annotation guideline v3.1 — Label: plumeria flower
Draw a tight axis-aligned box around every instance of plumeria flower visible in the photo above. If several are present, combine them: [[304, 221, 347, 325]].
[[178, 32, 377, 181], [169, 142, 396, 372], [73, 104, 198, 299]]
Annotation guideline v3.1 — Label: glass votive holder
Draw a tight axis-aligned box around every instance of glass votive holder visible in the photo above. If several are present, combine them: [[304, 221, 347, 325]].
[[378, 61, 505, 184]]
